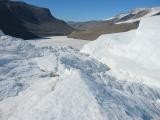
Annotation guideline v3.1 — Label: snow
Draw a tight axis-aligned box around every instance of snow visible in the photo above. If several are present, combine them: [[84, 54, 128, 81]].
[[31, 56, 57, 72], [127, 16, 160, 67], [113, 7, 160, 24], [27, 36, 89, 50], [82, 16, 160, 87], [0, 16, 160, 120]]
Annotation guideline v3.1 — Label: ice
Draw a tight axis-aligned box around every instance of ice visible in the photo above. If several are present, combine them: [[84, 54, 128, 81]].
[[0, 30, 4, 36], [27, 36, 89, 50], [0, 18, 160, 120], [82, 16, 160, 87]]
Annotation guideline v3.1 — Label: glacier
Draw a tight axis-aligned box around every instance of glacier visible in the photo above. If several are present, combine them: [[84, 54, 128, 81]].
[[82, 16, 160, 88], [0, 17, 160, 120]]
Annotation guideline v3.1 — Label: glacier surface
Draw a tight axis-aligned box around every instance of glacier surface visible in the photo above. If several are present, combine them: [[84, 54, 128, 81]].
[[0, 17, 160, 120], [82, 16, 160, 87]]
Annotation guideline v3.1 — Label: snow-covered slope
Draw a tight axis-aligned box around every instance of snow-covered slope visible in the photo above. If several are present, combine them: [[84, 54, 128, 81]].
[[82, 16, 160, 87], [0, 27, 160, 120], [110, 7, 160, 24]]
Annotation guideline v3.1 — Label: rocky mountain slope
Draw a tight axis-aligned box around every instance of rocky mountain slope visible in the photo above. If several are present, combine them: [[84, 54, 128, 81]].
[[68, 7, 160, 40], [0, 0, 74, 39]]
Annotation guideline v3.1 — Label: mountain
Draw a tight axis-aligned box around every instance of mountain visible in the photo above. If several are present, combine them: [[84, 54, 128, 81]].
[[0, 0, 74, 39], [68, 21, 139, 40], [68, 7, 160, 40], [109, 7, 160, 23]]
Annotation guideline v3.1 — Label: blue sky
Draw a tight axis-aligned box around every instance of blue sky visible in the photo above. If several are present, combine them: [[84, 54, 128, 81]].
[[22, 0, 160, 21]]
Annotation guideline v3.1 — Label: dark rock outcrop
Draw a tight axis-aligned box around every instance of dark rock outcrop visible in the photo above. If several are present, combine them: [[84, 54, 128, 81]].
[[0, 0, 74, 39]]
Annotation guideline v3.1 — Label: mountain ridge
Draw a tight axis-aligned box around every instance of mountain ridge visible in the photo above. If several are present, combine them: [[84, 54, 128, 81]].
[[0, 0, 75, 39], [68, 7, 160, 40]]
